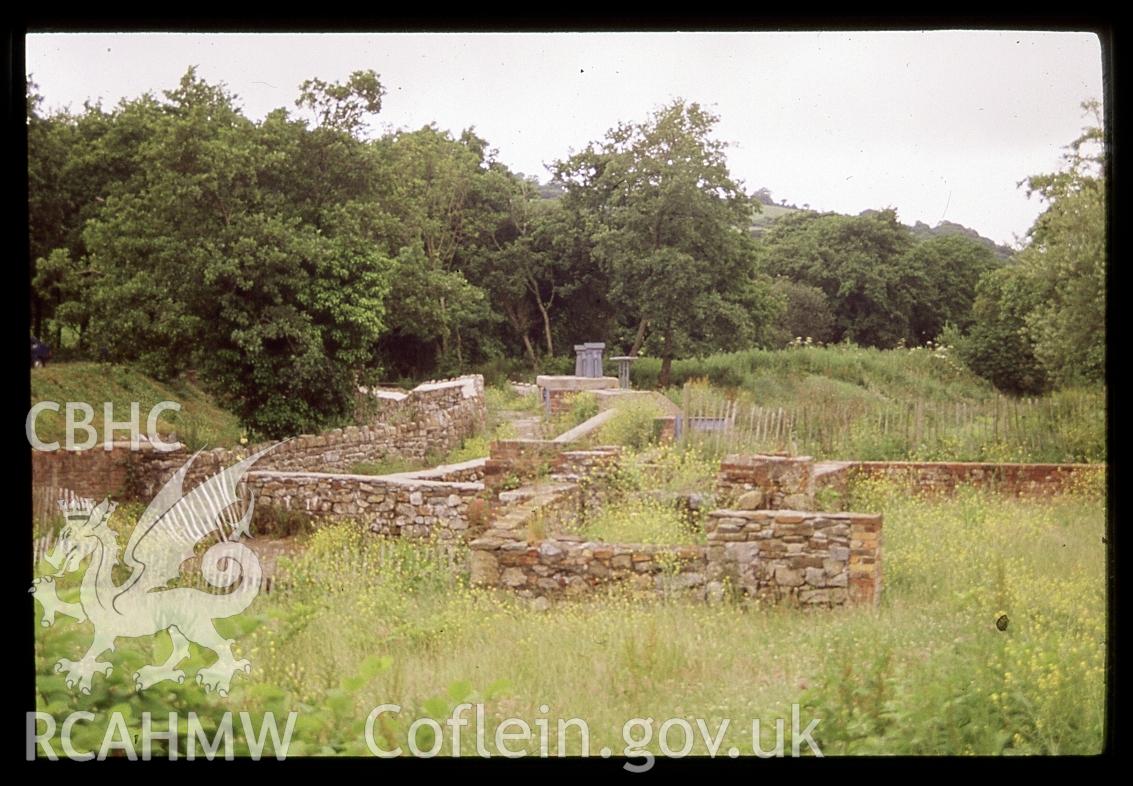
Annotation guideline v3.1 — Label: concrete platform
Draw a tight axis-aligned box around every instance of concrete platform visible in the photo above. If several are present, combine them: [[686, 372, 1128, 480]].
[[535, 375, 619, 391]]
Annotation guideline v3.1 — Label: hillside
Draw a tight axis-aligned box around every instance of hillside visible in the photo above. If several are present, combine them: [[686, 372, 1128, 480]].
[[627, 345, 1105, 463], [748, 202, 801, 236], [907, 219, 1015, 259], [29, 362, 244, 450]]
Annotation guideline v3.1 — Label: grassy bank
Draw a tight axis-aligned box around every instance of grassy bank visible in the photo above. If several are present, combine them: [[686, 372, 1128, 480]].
[[617, 346, 1106, 463], [30, 362, 244, 450]]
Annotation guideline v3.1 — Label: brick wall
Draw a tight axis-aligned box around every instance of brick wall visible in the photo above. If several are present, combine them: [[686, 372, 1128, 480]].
[[814, 460, 1102, 497]]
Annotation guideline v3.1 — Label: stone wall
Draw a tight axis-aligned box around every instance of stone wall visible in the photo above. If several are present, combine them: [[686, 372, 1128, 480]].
[[482, 437, 622, 499], [30, 375, 486, 502], [716, 454, 816, 510], [483, 439, 565, 495], [244, 470, 485, 541], [473, 535, 708, 599], [471, 447, 881, 607], [814, 460, 1102, 498], [704, 509, 882, 608]]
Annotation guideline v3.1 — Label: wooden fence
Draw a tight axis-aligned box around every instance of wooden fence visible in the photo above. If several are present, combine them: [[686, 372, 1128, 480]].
[[676, 385, 1103, 462]]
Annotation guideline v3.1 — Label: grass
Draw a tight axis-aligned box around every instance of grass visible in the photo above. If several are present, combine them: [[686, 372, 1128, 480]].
[[563, 495, 703, 545], [33, 475, 1105, 757], [635, 343, 1000, 402], [30, 361, 244, 450], [634, 346, 1105, 464], [543, 391, 600, 439]]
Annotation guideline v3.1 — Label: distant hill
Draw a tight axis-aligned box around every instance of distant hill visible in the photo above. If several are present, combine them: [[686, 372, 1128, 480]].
[[906, 219, 1014, 259], [749, 202, 801, 237], [747, 191, 1013, 257]]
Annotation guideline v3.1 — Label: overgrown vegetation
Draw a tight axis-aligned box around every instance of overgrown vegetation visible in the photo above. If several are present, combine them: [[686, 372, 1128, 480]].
[[628, 346, 1104, 463], [564, 495, 703, 545], [34, 476, 1105, 756]]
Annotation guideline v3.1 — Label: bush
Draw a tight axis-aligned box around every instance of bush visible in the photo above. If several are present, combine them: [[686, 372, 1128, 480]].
[[597, 398, 664, 450]]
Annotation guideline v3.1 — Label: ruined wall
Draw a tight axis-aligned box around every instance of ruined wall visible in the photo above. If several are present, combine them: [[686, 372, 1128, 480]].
[[704, 509, 882, 608], [244, 471, 485, 541], [471, 447, 881, 607], [30, 443, 145, 501], [473, 535, 708, 599], [31, 375, 486, 501], [534, 376, 618, 417], [715, 454, 816, 510], [814, 460, 1102, 498]]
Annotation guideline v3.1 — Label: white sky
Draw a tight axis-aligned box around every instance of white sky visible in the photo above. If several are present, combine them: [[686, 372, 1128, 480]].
[[26, 31, 1104, 247]]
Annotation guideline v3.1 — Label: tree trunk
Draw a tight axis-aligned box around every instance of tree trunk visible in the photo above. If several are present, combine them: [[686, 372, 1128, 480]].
[[659, 355, 673, 389], [630, 318, 650, 357], [525, 273, 555, 358], [537, 297, 554, 357], [521, 333, 538, 369]]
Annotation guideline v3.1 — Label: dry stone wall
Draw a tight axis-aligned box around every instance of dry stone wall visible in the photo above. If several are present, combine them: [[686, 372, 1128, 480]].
[[244, 471, 484, 541], [475, 535, 709, 599], [472, 447, 881, 607], [704, 509, 882, 607], [716, 454, 816, 510]]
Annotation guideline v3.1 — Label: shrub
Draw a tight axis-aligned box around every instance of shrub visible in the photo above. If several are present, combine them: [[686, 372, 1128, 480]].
[[597, 398, 665, 450]]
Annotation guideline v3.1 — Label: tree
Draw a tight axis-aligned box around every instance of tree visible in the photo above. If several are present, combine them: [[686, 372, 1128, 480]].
[[1015, 101, 1106, 386], [759, 209, 920, 347], [954, 100, 1106, 393], [903, 234, 1000, 342], [295, 70, 385, 135], [75, 69, 393, 437], [553, 99, 773, 386], [953, 265, 1048, 395], [765, 278, 835, 347]]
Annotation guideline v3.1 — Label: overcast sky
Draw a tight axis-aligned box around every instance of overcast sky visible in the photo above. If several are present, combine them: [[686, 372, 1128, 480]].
[[26, 31, 1104, 247]]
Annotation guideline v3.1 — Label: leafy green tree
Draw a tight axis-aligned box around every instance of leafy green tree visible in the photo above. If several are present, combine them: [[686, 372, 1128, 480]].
[[766, 277, 835, 347], [903, 234, 1000, 342], [553, 99, 773, 386], [759, 209, 920, 347], [953, 265, 1048, 395], [296, 70, 385, 135], [954, 101, 1105, 393], [75, 69, 393, 437], [1015, 101, 1106, 386]]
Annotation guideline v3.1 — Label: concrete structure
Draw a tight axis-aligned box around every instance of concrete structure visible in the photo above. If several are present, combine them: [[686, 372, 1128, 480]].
[[573, 343, 606, 378], [535, 375, 619, 416]]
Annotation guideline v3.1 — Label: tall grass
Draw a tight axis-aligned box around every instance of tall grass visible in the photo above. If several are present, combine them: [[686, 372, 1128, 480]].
[[34, 476, 1106, 756], [674, 379, 1104, 463], [634, 343, 989, 401]]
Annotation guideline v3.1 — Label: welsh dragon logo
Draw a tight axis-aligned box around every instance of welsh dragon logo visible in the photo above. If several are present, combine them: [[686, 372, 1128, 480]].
[[31, 445, 278, 697]]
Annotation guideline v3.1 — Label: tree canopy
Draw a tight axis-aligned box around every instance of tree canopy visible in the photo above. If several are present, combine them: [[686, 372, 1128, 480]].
[[27, 70, 1105, 435], [553, 99, 776, 386]]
